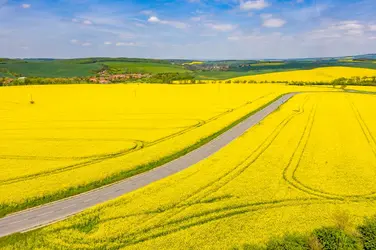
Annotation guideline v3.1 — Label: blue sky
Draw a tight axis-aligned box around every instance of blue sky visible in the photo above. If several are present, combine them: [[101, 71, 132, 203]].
[[1, 0, 376, 59]]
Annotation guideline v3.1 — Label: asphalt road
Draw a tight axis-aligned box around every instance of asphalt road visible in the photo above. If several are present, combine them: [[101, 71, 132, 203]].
[[0, 93, 296, 238]]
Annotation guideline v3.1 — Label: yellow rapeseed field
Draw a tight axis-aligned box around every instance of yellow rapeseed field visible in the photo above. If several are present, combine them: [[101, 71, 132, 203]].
[[231, 66, 376, 83], [0, 83, 329, 215], [2, 91, 376, 249], [182, 61, 204, 65]]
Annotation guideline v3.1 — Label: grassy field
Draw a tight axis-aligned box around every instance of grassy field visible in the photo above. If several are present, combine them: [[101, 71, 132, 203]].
[[230, 66, 376, 83], [2, 90, 376, 249], [2, 58, 376, 80], [0, 84, 330, 217], [194, 69, 299, 80], [0, 61, 102, 77], [0, 72, 12, 78], [0, 60, 189, 78], [103, 62, 189, 74], [250, 62, 286, 66]]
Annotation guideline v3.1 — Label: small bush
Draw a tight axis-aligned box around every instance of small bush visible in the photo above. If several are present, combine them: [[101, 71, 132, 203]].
[[333, 210, 352, 232], [313, 227, 359, 250], [358, 216, 376, 250], [308, 235, 323, 250], [266, 234, 310, 250]]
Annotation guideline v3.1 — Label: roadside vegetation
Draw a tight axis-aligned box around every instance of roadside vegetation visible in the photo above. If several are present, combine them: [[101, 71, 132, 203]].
[[233, 213, 376, 250]]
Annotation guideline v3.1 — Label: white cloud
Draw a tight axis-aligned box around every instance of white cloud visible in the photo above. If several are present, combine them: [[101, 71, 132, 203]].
[[72, 18, 93, 25], [164, 20, 188, 29], [286, 4, 327, 22], [2, 0, 375, 60], [345, 29, 364, 36], [104, 41, 112, 45], [20, 46, 29, 50], [21, 3, 31, 9], [135, 23, 146, 28], [240, 0, 269, 11], [116, 42, 136, 46], [82, 20, 93, 25], [148, 16, 188, 29], [369, 25, 376, 31], [227, 33, 275, 42], [335, 21, 363, 30], [70, 40, 92, 46], [260, 13, 273, 19], [191, 16, 202, 22], [305, 20, 370, 40], [297, 0, 304, 3], [79, 16, 122, 26], [228, 36, 240, 41], [262, 16, 286, 28], [148, 16, 160, 23], [207, 23, 236, 32], [307, 29, 342, 40]]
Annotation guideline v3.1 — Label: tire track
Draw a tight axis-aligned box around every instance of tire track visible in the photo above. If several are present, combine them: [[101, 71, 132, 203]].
[[116, 95, 307, 234], [0, 93, 295, 238], [0, 141, 145, 186], [281, 102, 338, 199], [284, 94, 376, 199], [52, 198, 349, 248]]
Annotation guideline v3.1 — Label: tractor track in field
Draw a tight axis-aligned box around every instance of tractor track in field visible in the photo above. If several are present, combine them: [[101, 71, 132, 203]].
[[139, 96, 312, 230], [90, 90, 376, 248], [0, 93, 295, 238], [283, 93, 376, 200], [1, 89, 376, 245]]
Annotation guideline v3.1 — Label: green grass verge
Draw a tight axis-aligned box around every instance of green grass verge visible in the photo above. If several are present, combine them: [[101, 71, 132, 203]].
[[0, 93, 288, 218]]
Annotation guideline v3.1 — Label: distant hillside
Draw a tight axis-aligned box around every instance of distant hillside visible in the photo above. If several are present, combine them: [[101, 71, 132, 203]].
[[352, 54, 376, 60], [1, 54, 376, 80]]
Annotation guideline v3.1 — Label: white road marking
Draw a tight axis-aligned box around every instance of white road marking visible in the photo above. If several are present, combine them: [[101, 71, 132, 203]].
[[60, 204, 76, 210]]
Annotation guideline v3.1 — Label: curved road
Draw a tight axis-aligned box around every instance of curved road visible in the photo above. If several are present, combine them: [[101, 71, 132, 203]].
[[0, 93, 296, 238]]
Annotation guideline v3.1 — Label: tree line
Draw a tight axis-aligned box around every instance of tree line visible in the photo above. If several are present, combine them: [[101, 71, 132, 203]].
[[2, 75, 376, 87], [0, 72, 195, 86], [331, 76, 376, 86]]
